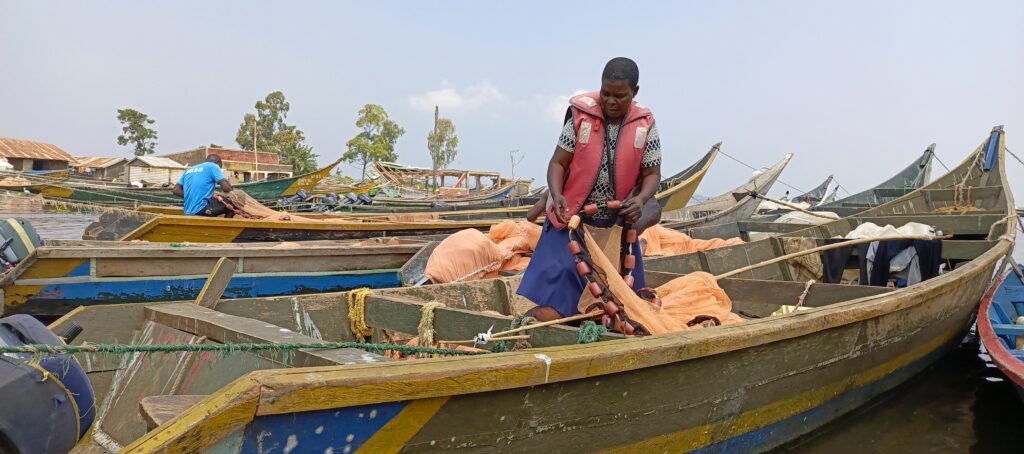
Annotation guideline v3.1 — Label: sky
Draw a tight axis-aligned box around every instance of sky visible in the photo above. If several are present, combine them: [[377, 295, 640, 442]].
[[2, 1, 1022, 199]]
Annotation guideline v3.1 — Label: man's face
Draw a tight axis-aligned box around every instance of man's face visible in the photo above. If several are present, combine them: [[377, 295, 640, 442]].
[[599, 79, 636, 120]]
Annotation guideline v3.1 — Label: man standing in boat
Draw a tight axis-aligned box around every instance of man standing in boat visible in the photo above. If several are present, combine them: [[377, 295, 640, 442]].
[[172, 154, 234, 217], [518, 57, 663, 319]]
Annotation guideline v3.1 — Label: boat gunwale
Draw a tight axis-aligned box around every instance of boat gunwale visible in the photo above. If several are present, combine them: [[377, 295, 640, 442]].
[[977, 270, 1024, 389]]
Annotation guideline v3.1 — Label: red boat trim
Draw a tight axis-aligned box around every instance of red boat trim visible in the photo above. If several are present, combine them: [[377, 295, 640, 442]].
[[977, 270, 1024, 389]]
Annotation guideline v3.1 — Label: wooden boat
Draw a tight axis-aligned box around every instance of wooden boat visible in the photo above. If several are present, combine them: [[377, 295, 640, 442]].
[[15, 159, 341, 204], [738, 145, 937, 239], [660, 153, 793, 239], [654, 142, 719, 211], [0, 237, 429, 317], [310, 178, 379, 195], [370, 180, 520, 207], [780, 174, 835, 207], [47, 126, 1015, 453], [977, 268, 1024, 401], [814, 143, 934, 216], [105, 215, 531, 243]]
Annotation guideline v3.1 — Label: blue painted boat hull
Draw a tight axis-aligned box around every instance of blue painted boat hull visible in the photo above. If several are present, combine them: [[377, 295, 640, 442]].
[[15, 272, 401, 316]]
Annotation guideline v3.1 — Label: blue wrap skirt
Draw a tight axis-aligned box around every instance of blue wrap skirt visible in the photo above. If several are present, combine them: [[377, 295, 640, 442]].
[[517, 220, 646, 317]]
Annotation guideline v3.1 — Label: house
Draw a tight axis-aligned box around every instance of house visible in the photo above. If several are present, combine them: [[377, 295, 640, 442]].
[[123, 156, 187, 185], [160, 146, 293, 182], [0, 137, 73, 171], [72, 156, 128, 180]]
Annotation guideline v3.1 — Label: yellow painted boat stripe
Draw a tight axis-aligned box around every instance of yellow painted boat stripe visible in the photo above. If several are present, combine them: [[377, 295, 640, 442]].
[[5, 218, 35, 255], [358, 396, 449, 453], [598, 322, 962, 453]]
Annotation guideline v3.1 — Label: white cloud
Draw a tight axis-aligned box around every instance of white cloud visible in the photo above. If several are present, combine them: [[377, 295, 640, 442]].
[[408, 80, 505, 112], [543, 89, 588, 123]]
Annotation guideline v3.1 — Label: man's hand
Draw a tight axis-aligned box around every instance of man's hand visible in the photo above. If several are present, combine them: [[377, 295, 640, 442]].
[[551, 193, 569, 224], [620, 196, 645, 224]]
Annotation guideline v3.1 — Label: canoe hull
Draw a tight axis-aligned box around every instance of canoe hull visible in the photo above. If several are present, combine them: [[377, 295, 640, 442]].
[[157, 249, 991, 453], [977, 270, 1024, 402], [4, 267, 401, 316]]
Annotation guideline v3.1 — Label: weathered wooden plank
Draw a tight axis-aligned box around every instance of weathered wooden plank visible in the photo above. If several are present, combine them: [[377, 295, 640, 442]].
[[140, 395, 209, 429], [737, 221, 805, 235], [643, 252, 705, 274], [789, 239, 995, 261], [363, 294, 621, 347], [992, 324, 1024, 336], [96, 257, 223, 278], [146, 303, 390, 366], [399, 240, 440, 285], [194, 257, 236, 309], [719, 278, 895, 308], [921, 185, 1002, 202], [37, 241, 425, 259], [213, 294, 352, 342], [240, 253, 408, 273], [851, 214, 1004, 235]]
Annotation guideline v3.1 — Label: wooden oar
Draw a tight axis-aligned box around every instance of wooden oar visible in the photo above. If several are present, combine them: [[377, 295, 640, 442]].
[[734, 190, 837, 220]]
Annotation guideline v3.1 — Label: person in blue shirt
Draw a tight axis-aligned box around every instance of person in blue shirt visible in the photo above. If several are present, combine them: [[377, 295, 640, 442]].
[[172, 154, 234, 217]]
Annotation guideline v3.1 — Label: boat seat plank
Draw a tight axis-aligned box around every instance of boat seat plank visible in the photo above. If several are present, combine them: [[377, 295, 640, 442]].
[[806, 239, 993, 261], [363, 294, 623, 348], [140, 395, 208, 430], [145, 303, 391, 366], [718, 278, 895, 309], [851, 214, 1005, 236], [921, 185, 1002, 202], [992, 324, 1024, 336]]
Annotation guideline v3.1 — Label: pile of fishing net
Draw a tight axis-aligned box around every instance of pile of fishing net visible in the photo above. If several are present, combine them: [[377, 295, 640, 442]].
[[577, 224, 743, 334], [639, 224, 744, 256], [424, 220, 541, 283]]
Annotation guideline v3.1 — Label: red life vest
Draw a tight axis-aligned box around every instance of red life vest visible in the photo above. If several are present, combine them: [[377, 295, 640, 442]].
[[547, 91, 654, 229]]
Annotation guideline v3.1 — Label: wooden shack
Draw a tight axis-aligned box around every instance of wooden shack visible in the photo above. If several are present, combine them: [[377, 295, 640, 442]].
[[0, 137, 73, 171], [124, 156, 187, 185]]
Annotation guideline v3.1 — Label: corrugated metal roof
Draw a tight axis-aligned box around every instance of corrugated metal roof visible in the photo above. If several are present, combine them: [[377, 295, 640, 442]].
[[129, 156, 187, 169], [73, 156, 126, 168], [0, 138, 74, 162]]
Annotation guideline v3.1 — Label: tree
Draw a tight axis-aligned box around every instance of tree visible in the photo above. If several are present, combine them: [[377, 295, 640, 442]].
[[116, 108, 158, 156], [342, 104, 406, 180], [427, 107, 459, 190], [235, 91, 319, 174]]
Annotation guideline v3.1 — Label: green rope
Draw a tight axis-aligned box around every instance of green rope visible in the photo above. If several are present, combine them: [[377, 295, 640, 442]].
[[576, 321, 607, 344], [1, 341, 487, 357], [492, 315, 528, 353]]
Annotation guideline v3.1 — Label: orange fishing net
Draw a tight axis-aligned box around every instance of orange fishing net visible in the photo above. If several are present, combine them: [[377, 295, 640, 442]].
[[424, 220, 541, 283], [640, 224, 744, 256], [579, 225, 743, 335]]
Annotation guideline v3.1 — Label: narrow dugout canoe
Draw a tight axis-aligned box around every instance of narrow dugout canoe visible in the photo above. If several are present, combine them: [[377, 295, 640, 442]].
[[49, 126, 1015, 452], [977, 268, 1024, 402], [661, 153, 793, 239], [0, 237, 429, 316]]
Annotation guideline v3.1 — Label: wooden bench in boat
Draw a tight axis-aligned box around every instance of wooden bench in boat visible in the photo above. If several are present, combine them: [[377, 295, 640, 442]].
[[146, 303, 392, 366], [739, 212, 1007, 239], [647, 235, 997, 280]]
